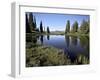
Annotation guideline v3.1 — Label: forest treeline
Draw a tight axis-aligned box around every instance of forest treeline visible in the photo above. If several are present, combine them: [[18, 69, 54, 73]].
[[65, 20, 89, 34], [26, 12, 89, 34], [26, 13, 50, 33]]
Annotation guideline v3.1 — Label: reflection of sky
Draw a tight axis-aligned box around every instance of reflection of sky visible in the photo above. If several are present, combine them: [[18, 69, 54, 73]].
[[26, 12, 89, 31], [38, 35, 89, 61]]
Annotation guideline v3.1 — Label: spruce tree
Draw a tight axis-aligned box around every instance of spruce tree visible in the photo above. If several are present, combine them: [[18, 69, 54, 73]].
[[47, 26, 50, 33], [26, 13, 31, 33], [40, 21, 43, 33], [29, 13, 34, 31], [33, 16, 37, 30], [29, 13, 37, 32], [65, 20, 70, 33], [72, 21, 78, 33], [80, 20, 89, 34]]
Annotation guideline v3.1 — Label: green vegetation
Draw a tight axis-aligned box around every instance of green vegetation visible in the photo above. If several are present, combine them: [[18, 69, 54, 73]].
[[26, 46, 71, 67], [47, 26, 50, 33], [65, 19, 89, 36], [79, 20, 89, 34], [26, 14, 31, 33], [75, 54, 89, 64], [26, 13, 89, 36], [65, 20, 70, 33], [26, 44, 89, 67], [71, 21, 78, 33], [40, 21, 43, 33], [65, 32, 89, 36], [25, 13, 89, 67], [29, 13, 36, 31]]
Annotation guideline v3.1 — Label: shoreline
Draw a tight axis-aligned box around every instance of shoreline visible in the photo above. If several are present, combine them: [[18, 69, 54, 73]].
[[26, 32, 89, 36]]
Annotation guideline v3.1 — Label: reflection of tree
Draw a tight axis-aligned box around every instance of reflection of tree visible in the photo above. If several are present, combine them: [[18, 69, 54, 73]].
[[71, 36, 77, 46], [36, 35, 40, 40], [75, 54, 89, 64], [79, 36, 89, 57], [47, 35, 50, 40], [32, 35, 37, 44], [79, 36, 89, 48], [40, 35, 44, 44], [65, 35, 70, 47], [26, 34, 32, 42]]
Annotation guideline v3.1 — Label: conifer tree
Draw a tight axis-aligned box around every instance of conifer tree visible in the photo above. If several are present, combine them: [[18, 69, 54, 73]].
[[47, 26, 50, 33], [72, 21, 78, 33], [65, 20, 70, 33], [26, 13, 31, 33], [40, 21, 43, 33]]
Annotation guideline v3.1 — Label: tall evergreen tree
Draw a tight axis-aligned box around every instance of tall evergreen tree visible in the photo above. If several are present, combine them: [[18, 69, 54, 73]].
[[86, 20, 90, 33], [29, 13, 37, 31], [33, 16, 37, 30], [80, 20, 89, 34], [47, 26, 50, 33], [26, 14, 31, 33], [40, 21, 43, 33], [65, 20, 70, 33], [29, 13, 34, 31], [72, 21, 78, 33]]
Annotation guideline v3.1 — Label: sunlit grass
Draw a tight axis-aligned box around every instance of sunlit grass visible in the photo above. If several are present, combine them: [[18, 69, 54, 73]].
[[26, 46, 71, 67], [26, 45, 89, 67]]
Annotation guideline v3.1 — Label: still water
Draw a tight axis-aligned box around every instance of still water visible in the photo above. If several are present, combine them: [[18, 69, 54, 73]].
[[38, 35, 89, 63]]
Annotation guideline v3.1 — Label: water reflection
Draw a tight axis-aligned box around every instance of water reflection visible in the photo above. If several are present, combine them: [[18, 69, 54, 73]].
[[26, 34, 89, 65], [26, 34, 32, 42], [79, 36, 89, 48], [79, 36, 89, 58], [32, 36, 38, 43], [71, 36, 78, 46], [40, 35, 44, 44], [47, 35, 50, 40], [29, 35, 89, 54], [65, 35, 70, 47]]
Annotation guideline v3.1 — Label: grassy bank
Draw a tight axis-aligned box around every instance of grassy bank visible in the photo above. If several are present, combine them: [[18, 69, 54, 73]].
[[26, 32, 89, 36], [26, 45, 89, 67], [26, 45, 71, 67], [65, 32, 89, 36]]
